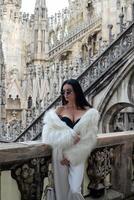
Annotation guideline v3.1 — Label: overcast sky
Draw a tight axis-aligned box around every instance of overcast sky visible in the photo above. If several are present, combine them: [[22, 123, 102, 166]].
[[21, 0, 68, 16]]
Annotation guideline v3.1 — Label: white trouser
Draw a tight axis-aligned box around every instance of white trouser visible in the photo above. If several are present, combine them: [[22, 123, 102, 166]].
[[68, 163, 85, 194]]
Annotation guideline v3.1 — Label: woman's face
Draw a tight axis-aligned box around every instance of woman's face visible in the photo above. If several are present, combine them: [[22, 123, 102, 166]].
[[62, 83, 76, 103]]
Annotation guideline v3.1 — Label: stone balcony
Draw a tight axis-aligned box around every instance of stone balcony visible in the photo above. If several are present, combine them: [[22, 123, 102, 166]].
[[0, 131, 134, 200]]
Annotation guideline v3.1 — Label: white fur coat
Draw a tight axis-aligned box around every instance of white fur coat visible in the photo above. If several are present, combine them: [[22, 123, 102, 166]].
[[42, 108, 99, 165]]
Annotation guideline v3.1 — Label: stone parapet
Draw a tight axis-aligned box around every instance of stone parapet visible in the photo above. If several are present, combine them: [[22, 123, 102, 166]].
[[0, 131, 134, 199], [0, 131, 134, 165]]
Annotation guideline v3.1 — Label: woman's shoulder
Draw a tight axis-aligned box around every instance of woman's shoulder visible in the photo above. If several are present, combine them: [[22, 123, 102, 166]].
[[83, 106, 99, 116], [84, 106, 91, 110], [55, 106, 64, 115]]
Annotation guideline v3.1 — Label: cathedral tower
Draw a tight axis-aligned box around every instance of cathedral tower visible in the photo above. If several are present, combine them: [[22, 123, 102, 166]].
[[32, 0, 49, 62]]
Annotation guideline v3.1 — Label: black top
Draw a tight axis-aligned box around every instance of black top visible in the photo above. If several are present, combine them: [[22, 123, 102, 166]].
[[60, 116, 80, 128]]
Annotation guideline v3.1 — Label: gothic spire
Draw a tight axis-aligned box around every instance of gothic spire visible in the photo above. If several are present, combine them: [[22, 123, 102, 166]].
[[33, 0, 49, 58], [35, 0, 46, 9], [34, 0, 47, 19]]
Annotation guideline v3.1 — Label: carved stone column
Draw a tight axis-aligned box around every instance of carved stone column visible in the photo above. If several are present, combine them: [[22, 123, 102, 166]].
[[107, 24, 113, 44], [132, 3, 134, 21], [119, 13, 124, 33], [11, 156, 51, 200], [87, 147, 114, 198], [111, 143, 133, 197]]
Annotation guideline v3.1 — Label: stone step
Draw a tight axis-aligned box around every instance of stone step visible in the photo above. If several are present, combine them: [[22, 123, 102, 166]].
[[85, 189, 124, 200]]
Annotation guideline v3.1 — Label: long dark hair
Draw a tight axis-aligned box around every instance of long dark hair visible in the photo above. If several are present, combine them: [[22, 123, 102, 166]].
[[60, 79, 92, 109]]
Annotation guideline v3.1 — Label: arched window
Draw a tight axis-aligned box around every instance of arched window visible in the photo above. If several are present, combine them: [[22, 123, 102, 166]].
[[81, 44, 88, 61]]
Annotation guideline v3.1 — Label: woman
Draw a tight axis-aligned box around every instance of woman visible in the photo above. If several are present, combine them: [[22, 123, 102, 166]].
[[42, 79, 99, 200]]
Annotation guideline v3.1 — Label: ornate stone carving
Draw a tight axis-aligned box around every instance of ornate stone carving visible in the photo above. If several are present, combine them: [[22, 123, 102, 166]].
[[87, 147, 114, 198], [11, 156, 51, 200], [113, 112, 134, 132]]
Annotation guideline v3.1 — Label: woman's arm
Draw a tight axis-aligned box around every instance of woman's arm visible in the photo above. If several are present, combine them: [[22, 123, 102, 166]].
[[42, 109, 77, 149]]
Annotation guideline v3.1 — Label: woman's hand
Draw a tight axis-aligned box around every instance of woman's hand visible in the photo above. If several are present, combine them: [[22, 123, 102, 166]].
[[60, 134, 80, 166], [73, 134, 80, 144], [60, 158, 70, 166]]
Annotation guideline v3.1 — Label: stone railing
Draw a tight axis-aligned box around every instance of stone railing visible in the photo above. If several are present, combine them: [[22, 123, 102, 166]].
[[78, 21, 134, 94], [48, 16, 101, 57], [0, 141, 51, 200], [94, 131, 134, 199], [0, 131, 134, 200], [13, 21, 134, 142]]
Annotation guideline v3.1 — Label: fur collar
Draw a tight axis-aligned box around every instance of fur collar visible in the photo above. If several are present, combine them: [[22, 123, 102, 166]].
[[43, 108, 98, 130]]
